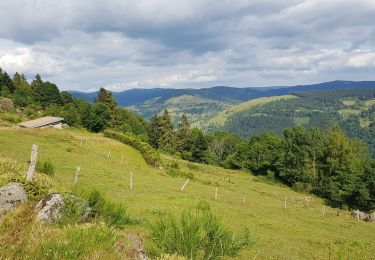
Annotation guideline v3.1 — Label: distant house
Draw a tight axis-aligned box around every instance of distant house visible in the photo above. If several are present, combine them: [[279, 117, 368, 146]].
[[19, 116, 65, 129]]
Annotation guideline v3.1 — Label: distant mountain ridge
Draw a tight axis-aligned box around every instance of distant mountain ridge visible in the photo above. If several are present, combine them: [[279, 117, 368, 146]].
[[70, 80, 375, 106]]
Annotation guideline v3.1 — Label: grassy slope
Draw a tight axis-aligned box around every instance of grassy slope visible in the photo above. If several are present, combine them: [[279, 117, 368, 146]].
[[205, 95, 297, 127], [0, 126, 374, 259]]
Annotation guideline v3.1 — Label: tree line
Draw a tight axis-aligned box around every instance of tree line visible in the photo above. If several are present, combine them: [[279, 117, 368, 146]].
[[1, 67, 374, 212], [149, 112, 374, 212], [0, 68, 148, 137]]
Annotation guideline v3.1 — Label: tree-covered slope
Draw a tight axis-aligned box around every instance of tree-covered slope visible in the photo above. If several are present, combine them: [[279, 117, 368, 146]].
[[221, 88, 375, 157]]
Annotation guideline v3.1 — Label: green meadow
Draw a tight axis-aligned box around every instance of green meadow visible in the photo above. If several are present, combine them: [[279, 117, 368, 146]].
[[0, 126, 374, 259]]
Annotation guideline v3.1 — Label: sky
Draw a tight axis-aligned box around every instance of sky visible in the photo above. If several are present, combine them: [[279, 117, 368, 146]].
[[0, 0, 375, 92]]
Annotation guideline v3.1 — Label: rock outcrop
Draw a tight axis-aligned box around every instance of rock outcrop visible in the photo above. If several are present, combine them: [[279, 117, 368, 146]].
[[0, 182, 27, 215], [351, 210, 375, 222], [35, 193, 90, 224]]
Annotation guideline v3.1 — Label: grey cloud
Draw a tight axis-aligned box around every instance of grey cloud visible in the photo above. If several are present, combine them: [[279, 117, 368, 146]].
[[0, 0, 375, 91]]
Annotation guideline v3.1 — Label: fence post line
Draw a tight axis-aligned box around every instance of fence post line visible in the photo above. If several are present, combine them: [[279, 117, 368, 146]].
[[215, 186, 218, 200], [243, 193, 246, 204], [26, 144, 38, 182], [74, 166, 80, 186], [180, 179, 190, 191]]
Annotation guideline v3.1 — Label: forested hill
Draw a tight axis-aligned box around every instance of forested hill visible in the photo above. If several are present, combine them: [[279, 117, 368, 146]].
[[71, 80, 375, 107]]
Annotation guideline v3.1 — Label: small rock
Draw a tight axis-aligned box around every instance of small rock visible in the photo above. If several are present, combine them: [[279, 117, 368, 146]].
[[351, 210, 372, 222], [366, 212, 375, 223], [0, 182, 27, 215], [35, 193, 91, 224], [127, 234, 147, 260]]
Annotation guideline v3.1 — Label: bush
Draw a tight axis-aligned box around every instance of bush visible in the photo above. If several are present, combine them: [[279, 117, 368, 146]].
[[166, 168, 194, 180], [293, 182, 312, 193], [104, 130, 160, 166], [36, 159, 55, 176], [0, 157, 57, 201], [57, 193, 91, 225], [149, 201, 250, 259], [0, 112, 22, 123], [85, 190, 136, 228]]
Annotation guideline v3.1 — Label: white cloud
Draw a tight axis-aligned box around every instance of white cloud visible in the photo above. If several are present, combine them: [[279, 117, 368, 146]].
[[0, 0, 375, 90]]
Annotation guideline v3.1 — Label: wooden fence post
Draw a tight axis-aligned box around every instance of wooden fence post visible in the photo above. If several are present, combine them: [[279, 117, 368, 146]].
[[121, 155, 124, 165], [107, 150, 111, 159], [26, 144, 38, 182], [243, 193, 246, 204], [323, 205, 326, 216], [214, 187, 218, 200], [74, 166, 80, 186], [180, 179, 190, 191]]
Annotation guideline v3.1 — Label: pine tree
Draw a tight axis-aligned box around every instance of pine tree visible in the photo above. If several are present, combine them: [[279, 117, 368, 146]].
[[12, 72, 32, 107], [157, 110, 176, 150], [148, 114, 161, 148], [31, 74, 43, 91], [95, 88, 117, 110], [177, 114, 190, 151], [0, 69, 15, 94]]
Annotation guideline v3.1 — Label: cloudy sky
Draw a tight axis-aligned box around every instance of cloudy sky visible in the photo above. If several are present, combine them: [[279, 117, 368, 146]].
[[0, 0, 374, 91]]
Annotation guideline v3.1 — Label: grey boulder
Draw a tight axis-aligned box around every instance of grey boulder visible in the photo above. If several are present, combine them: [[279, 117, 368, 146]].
[[35, 193, 91, 224], [0, 182, 28, 215]]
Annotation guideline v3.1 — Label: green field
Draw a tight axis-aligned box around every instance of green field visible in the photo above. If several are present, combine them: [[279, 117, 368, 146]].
[[206, 95, 297, 127], [0, 126, 374, 259]]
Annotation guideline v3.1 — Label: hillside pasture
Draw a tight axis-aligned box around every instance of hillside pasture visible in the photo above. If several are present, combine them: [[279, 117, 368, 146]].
[[0, 126, 374, 259]]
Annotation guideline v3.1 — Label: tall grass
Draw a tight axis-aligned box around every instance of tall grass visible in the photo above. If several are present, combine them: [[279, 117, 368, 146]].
[[149, 201, 250, 259], [35, 225, 117, 260], [85, 190, 137, 228], [0, 157, 57, 201]]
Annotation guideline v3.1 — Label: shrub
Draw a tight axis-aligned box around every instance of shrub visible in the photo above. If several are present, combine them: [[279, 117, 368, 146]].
[[0, 112, 22, 123], [166, 168, 194, 180], [36, 159, 55, 176], [0, 157, 57, 201], [266, 170, 275, 182], [85, 190, 136, 228], [104, 130, 160, 166], [293, 182, 312, 193], [57, 193, 91, 225], [149, 201, 250, 259]]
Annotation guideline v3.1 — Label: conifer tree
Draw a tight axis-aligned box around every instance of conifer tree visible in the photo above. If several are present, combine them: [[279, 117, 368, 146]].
[[12, 72, 32, 107], [157, 109, 176, 150], [95, 88, 117, 111], [177, 114, 190, 151], [0, 69, 15, 94], [148, 114, 161, 148]]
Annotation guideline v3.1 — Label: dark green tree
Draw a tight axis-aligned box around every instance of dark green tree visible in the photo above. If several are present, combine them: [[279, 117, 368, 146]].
[[280, 127, 325, 190], [185, 128, 208, 163], [245, 133, 284, 176], [34, 81, 62, 107], [148, 114, 161, 148], [157, 110, 176, 150], [177, 114, 190, 151], [0, 69, 15, 94], [83, 103, 111, 132], [60, 91, 74, 105], [12, 72, 32, 107], [95, 88, 117, 111]]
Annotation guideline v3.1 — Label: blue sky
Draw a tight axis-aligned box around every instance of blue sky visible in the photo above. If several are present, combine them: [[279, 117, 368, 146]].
[[0, 0, 374, 91]]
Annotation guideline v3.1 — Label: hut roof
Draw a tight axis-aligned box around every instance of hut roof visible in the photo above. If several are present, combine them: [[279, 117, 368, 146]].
[[19, 116, 64, 128]]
